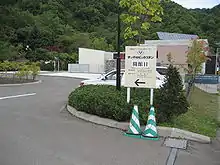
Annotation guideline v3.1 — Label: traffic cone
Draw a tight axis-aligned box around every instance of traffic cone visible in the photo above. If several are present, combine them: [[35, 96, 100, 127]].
[[124, 105, 142, 139], [141, 106, 159, 141]]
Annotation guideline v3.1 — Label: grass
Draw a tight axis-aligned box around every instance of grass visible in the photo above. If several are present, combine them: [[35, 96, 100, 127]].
[[161, 87, 219, 137]]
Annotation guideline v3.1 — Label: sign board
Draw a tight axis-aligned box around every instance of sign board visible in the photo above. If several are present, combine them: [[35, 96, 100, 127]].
[[185, 74, 219, 84], [124, 46, 157, 88], [113, 52, 125, 59]]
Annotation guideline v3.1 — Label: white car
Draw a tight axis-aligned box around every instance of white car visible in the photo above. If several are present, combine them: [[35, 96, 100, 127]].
[[79, 66, 168, 88]]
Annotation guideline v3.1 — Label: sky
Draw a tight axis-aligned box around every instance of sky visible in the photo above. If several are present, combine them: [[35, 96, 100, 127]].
[[172, 0, 220, 9]]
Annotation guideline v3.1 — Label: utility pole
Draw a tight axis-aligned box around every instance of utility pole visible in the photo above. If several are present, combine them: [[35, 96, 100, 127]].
[[116, 0, 121, 90]]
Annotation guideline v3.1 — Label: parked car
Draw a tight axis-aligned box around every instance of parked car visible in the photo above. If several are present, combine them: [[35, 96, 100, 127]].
[[79, 66, 168, 88]]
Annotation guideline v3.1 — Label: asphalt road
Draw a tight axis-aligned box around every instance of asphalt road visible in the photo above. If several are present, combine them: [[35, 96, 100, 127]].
[[0, 76, 219, 165]]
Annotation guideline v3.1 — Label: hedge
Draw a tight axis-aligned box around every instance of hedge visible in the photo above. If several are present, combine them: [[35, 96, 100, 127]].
[[68, 85, 177, 125]]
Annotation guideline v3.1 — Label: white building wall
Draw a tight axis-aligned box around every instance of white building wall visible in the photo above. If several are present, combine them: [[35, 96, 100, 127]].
[[79, 48, 105, 73], [104, 52, 113, 61]]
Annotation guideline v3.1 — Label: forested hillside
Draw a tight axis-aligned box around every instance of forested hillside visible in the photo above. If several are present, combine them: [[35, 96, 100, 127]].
[[0, 0, 219, 63]]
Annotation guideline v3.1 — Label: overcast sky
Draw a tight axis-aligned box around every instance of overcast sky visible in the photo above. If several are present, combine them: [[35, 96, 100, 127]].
[[172, 0, 220, 9]]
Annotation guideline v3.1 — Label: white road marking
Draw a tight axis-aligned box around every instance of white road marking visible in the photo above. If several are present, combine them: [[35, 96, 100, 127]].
[[0, 93, 36, 100]]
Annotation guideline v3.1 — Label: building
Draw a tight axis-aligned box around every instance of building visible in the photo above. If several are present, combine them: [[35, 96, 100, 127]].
[[78, 48, 113, 73], [142, 32, 210, 74]]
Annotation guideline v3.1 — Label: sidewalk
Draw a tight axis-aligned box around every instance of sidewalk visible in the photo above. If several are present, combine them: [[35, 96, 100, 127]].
[[39, 71, 101, 79]]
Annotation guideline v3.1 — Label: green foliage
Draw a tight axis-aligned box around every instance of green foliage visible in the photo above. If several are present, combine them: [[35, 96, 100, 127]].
[[19, 65, 31, 80], [187, 39, 209, 74], [0, 41, 23, 61], [155, 64, 189, 123], [171, 88, 219, 137], [0, 61, 39, 80], [91, 37, 114, 51], [15, 69, 26, 80], [0, 61, 25, 71], [0, 0, 220, 62], [186, 39, 209, 99], [29, 62, 40, 80], [69, 85, 130, 122], [120, 0, 164, 42], [68, 85, 188, 124]]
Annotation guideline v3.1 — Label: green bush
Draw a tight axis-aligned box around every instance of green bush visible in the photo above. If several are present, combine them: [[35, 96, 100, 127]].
[[69, 85, 131, 122], [40, 62, 54, 71], [69, 85, 163, 124], [15, 69, 26, 80], [0, 61, 40, 81], [155, 65, 189, 123], [30, 62, 40, 80]]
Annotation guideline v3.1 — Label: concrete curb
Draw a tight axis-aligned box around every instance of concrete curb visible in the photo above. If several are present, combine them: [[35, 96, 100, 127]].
[[67, 105, 211, 144], [0, 80, 42, 87], [39, 74, 85, 80]]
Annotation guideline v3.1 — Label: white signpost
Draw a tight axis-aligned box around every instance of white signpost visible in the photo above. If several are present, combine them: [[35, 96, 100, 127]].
[[124, 46, 157, 105]]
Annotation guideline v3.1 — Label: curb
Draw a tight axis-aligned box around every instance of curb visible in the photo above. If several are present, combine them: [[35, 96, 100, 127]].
[[39, 74, 86, 80], [0, 80, 42, 87], [67, 105, 211, 144]]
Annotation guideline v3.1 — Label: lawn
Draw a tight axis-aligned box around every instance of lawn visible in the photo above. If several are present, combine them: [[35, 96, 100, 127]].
[[162, 87, 219, 137]]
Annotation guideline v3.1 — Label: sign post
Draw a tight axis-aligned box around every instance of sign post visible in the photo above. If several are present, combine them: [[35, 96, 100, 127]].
[[127, 87, 131, 103], [124, 45, 159, 141], [124, 46, 157, 105]]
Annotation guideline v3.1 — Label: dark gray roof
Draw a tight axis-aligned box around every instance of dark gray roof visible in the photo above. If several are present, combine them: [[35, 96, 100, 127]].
[[157, 32, 198, 40]]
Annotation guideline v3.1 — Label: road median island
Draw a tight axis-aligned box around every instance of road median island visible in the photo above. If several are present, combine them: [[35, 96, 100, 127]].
[[66, 104, 211, 143], [67, 85, 218, 143], [0, 79, 41, 87]]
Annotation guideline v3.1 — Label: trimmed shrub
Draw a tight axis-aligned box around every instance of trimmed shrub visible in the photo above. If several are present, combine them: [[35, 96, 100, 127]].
[[69, 85, 130, 122], [30, 62, 40, 80], [69, 85, 158, 124], [0, 61, 40, 81]]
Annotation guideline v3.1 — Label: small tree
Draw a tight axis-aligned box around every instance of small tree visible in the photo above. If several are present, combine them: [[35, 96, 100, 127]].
[[120, 0, 164, 43], [155, 64, 189, 123], [185, 39, 209, 100]]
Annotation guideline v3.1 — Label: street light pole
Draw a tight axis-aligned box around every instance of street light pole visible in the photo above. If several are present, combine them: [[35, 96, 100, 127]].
[[116, 0, 121, 90]]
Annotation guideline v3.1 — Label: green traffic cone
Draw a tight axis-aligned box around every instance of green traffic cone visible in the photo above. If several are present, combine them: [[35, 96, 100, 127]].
[[141, 106, 159, 141], [124, 105, 142, 139]]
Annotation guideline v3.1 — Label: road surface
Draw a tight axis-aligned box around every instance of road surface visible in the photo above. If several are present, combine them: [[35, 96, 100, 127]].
[[0, 76, 219, 165]]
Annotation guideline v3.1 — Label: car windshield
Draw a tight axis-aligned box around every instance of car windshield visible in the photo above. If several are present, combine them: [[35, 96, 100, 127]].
[[156, 68, 167, 75], [105, 71, 124, 80]]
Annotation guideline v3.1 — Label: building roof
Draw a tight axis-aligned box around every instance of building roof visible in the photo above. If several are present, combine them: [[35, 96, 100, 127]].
[[157, 32, 198, 40], [143, 40, 190, 46]]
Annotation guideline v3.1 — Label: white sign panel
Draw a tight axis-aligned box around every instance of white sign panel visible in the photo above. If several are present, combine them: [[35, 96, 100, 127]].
[[124, 46, 157, 88]]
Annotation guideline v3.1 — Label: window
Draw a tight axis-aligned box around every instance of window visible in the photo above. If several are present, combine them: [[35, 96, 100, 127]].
[[156, 68, 167, 75], [105, 71, 124, 80], [106, 71, 117, 80]]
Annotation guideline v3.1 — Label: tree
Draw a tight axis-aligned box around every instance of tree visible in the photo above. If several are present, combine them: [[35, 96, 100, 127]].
[[119, 0, 164, 43], [0, 41, 23, 61], [91, 37, 114, 51], [155, 64, 189, 123], [185, 39, 209, 99], [0, 0, 220, 63]]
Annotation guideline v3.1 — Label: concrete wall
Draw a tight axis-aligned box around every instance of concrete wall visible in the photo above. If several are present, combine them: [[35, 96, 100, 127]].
[[79, 48, 105, 73], [104, 52, 113, 61], [105, 59, 125, 73]]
